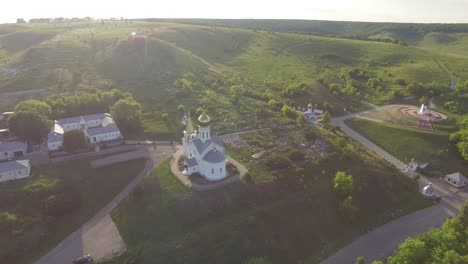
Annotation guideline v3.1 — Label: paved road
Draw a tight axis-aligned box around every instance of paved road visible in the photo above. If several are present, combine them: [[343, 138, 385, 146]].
[[34, 144, 176, 264], [322, 109, 468, 264]]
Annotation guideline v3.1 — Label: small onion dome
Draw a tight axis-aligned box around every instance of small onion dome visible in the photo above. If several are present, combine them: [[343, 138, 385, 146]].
[[198, 112, 211, 126]]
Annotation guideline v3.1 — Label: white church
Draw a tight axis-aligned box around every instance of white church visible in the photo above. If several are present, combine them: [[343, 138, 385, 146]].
[[182, 112, 228, 181]]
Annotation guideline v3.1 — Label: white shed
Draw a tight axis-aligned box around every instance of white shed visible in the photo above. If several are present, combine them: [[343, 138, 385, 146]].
[[0, 160, 31, 182], [445, 172, 467, 188]]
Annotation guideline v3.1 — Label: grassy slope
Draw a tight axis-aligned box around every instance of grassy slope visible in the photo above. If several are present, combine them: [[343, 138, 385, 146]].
[[346, 117, 468, 177], [0, 158, 146, 264], [105, 127, 430, 264]]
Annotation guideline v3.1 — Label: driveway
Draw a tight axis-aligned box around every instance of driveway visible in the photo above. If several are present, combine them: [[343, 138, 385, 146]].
[[321, 109, 468, 263], [34, 144, 176, 264]]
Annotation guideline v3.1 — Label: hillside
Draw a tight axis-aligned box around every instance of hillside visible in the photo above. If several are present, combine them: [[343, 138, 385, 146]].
[[1, 20, 468, 135], [1, 22, 466, 104]]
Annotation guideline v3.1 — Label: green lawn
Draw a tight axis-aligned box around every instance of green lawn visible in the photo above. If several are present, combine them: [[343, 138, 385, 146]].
[[104, 127, 430, 264], [0, 158, 146, 264], [346, 117, 468, 177]]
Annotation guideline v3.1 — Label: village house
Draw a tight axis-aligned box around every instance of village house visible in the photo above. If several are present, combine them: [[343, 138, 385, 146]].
[[0, 141, 26, 161], [0, 160, 30, 182], [182, 112, 228, 181], [47, 113, 122, 151]]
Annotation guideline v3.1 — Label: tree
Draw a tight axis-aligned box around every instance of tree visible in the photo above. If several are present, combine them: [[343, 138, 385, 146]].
[[387, 238, 427, 264], [14, 100, 52, 118], [321, 111, 331, 126], [281, 104, 297, 119], [229, 85, 244, 104], [110, 98, 143, 135], [296, 114, 306, 128], [8, 111, 50, 141], [338, 196, 358, 222], [177, 104, 186, 112], [419, 96, 427, 105], [355, 256, 365, 264], [333, 171, 354, 195], [62, 129, 88, 152], [161, 113, 169, 120], [450, 116, 468, 160]]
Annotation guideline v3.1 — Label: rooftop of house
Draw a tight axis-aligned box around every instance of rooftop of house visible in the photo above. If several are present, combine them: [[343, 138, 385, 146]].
[[0, 159, 30, 173], [86, 124, 120, 136], [0, 141, 26, 152]]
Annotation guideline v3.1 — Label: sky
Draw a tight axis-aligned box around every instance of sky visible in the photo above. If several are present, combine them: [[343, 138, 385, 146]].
[[1, 0, 468, 24]]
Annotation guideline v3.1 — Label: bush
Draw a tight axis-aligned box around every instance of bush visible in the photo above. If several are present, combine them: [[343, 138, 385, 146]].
[[0, 212, 17, 230], [333, 171, 354, 195], [281, 104, 298, 119], [338, 196, 358, 222]]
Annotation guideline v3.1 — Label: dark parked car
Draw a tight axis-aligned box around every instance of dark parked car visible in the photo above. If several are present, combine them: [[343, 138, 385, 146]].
[[72, 254, 93, 264]]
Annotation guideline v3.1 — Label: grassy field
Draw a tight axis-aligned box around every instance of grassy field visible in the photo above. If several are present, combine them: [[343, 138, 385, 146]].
[[346, 117, 468, 177], [0, 158, 146, 264], [104, 126, 430, 264]]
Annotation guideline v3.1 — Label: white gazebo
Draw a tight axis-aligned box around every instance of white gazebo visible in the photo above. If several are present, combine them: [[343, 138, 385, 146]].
[[445, 172, 467, 188]]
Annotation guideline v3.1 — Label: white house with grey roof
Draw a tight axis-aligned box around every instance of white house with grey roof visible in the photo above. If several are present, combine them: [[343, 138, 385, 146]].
[[0, 159, 30, 182], [47, 113, 122, 151], [0, 141, 26, 161], [182, 112, 228, 181]]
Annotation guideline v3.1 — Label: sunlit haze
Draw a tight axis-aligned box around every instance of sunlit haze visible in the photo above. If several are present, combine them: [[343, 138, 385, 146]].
[[2, 0, 468, 24]]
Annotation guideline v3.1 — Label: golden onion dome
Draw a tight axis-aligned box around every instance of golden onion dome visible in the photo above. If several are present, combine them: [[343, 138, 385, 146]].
[[198, 112, 211, 126]]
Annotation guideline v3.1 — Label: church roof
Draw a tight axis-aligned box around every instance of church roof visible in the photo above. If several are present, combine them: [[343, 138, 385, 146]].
[[203, 149, 227, 163], [193, 138, 212, 154], [186, 157, 198, 167], [198, 112, 211, 125], [192, 136, 224, 154]]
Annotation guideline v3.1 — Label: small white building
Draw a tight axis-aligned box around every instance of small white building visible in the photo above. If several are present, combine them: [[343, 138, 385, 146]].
[[445, 172, 467, 188], [87, 124, 121, 144], [422, 183, 435, 197], [0, 141, 26, 161], [0, 160, 30, 182], [182, 112, 228, 181], [47, 113, 122, 151], [419, 104, 428, 115]]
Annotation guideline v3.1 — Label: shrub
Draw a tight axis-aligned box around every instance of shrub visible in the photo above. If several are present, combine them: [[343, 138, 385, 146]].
[[0, 212, 17, 230], [281, 104, 298, 119], [338, 196, 358, 222], [333, 171, 354, 195]]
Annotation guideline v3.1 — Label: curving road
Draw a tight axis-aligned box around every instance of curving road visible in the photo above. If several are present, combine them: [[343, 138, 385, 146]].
[[322, 109, 468, 264]]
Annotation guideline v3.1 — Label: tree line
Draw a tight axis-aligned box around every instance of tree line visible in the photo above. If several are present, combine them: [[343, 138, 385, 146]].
[[8, 89, 143, 142]]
